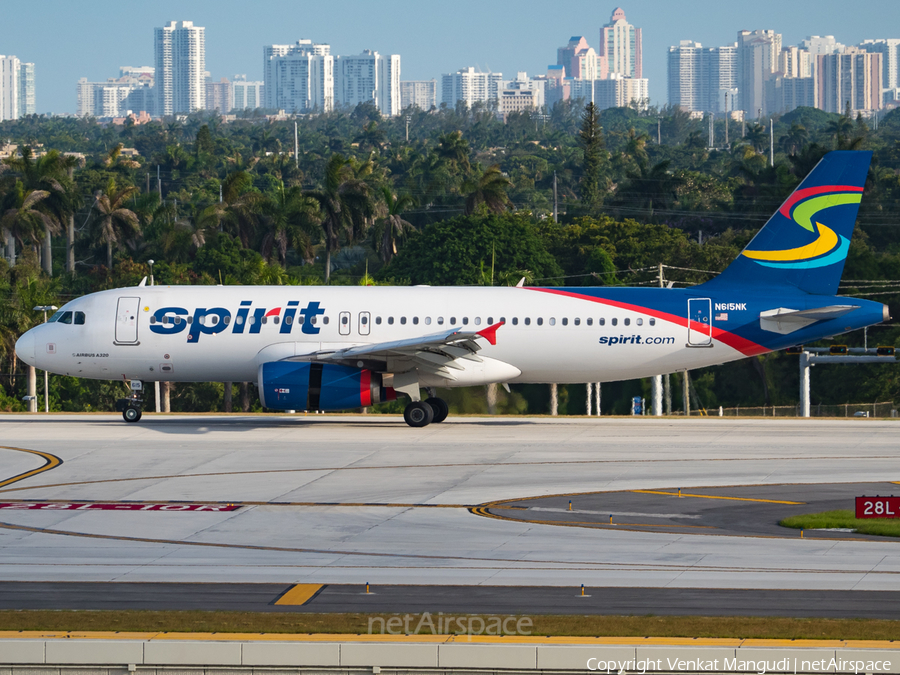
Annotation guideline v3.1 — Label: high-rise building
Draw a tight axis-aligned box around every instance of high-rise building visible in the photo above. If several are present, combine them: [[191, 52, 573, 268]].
[[76, 69, 155, 118], [0, 56, 20, 121], [668, 41, 702, 111], [817, 47, 883, 113], [557, 37, 597, 80], [17, 61, 34, 117], [231, 75, 264, 111], [801, 35, 845, 57], [594, 75, 648, 110], [264, 41, 334, 113], [859, 39, 900, 97], [598, 7, 642, 79], [400, 80, 436, 110], [780, 46, 812, 78], [737, 29, 782, 116], [155, 20, 206, 116], [441, 67, 503, 108], [205, 76, 232, 113], [667, 41, 736, 113], [335, 50, 401, 116]]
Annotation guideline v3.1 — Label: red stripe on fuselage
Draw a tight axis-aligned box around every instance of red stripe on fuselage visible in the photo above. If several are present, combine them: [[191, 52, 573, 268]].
[[528, 288, 768, 357], [778, 184, 864, 219], [360, 369, 372, 407]]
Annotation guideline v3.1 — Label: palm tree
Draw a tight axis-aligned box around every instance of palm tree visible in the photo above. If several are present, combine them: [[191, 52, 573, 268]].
[[1, 182, 55, 265], [779, 122, 808, 155], [744, 123, 767, 152], [3, 146, 78, 275], [259, 185, 320, 265], [373, 187, 415, 264], [197, 170, 265, 248], [436, 131, 471, 176], [89, 179, 140, 269], [464, 165, 513, 215], [306, 154, 374, 283]]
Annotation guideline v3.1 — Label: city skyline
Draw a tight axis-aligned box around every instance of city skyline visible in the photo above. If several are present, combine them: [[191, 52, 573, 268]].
[[2, 0, 898, 115]]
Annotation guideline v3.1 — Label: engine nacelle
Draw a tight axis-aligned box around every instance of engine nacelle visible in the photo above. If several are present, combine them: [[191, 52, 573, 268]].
[[259, 361, 396, 411]]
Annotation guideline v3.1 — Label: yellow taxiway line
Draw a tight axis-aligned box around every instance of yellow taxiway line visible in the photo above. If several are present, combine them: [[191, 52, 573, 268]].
[[630, 490, 804, 505], [274, 584, 324, 606], [0, 447, 62, 489], [1, 631, 899, 648]]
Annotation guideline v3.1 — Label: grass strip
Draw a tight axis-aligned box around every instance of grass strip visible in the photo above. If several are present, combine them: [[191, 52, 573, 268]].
[[780, 510, 900, 537], [1, 611, 900, 640]]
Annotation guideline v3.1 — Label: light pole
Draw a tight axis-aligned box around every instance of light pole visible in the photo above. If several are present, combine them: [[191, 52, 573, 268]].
[[33, 305, 57, 413], [148, 260, 160, 413]]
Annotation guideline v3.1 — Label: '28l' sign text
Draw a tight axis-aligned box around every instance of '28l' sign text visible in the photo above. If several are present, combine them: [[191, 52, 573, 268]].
[[856, 496, 900, 519]]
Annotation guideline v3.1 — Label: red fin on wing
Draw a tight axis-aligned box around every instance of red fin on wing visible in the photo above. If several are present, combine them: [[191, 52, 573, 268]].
[[476, 321, 504, 346]]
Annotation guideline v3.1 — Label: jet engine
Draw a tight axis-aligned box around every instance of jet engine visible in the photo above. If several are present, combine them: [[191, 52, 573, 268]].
[[258, 361, 395, 411]]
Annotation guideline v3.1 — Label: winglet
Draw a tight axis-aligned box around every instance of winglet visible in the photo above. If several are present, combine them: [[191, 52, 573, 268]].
[[476, 321, 504, 346]]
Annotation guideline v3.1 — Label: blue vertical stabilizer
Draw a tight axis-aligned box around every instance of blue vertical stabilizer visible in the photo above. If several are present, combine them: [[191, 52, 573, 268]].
[[702, 150, 872, 296]]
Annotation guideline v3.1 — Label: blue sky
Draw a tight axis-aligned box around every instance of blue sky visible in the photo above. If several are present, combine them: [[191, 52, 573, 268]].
[[6, 0, 900, 114]]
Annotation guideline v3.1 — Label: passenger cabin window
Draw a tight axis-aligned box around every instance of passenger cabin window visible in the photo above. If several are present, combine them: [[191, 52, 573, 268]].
[[537, 318, 544, 326], [624, 318, 630, 326], [388, 317, 395, 325], [474, 317, 481, 326], [376, 317, 382, 325], [524, 318, 531, 326], [598, 318, 605, 326], [361, 315, 368, 325], [636, 318, 643, 326], [586, 318, 592, 326], [562, 318, 568, 326], [413, 317, 419, 325], [549, 318, 556, 326], [424, 317, 431, 325], [512, 317, 518, 325], [574, 318, 580, 326], [401, 317, 407, 325], [323, 316, 329, 324], [285, 316, 292, 325], [437, 317, 444, 325], [462, 317, 468, 325], [611, 318, 617, 326], [649, 318, 656, 326]]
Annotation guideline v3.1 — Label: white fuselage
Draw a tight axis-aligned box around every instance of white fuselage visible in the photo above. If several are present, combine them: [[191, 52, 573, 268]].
[[16, 285, 747, 387]]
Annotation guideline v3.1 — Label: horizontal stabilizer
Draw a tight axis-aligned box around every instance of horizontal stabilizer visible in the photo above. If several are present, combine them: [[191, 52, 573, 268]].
[[759, 305, 858, 334]]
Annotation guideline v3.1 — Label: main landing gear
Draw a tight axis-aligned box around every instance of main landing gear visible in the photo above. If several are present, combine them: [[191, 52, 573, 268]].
[[403, 396, 449, 427], [116, 380, 144, 423]]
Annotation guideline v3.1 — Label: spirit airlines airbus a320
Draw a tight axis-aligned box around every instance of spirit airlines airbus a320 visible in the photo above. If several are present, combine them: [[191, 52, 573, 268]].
[[14, 151, 891, 426]]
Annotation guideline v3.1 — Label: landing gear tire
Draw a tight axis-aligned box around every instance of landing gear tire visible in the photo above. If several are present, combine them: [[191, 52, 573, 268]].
[[123, 406, 142, 423], [425, 397, 449, 423], [404, 401, 434, 427]]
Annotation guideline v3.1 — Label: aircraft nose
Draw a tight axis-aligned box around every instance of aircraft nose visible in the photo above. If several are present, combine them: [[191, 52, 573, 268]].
[[15, 330, 35, 367]]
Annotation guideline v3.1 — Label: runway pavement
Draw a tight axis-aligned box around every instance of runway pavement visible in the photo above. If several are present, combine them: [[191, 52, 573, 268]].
[[4, 581, 900, 618], [0, 414, 899, 613]]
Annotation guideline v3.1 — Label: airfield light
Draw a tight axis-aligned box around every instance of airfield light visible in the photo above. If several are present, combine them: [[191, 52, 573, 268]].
[[33, 305, 58, 413]]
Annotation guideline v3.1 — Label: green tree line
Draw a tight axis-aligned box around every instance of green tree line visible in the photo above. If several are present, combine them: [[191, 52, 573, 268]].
[[3, 100, 900, 415]]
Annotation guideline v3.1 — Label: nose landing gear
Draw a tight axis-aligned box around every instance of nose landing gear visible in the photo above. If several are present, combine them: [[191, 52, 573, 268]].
[[116, 380, 144, 423]]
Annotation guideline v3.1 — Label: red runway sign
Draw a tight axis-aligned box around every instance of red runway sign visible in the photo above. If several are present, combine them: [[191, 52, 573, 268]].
[[0, 502, 240, 512], [855, 496, 900, 519]]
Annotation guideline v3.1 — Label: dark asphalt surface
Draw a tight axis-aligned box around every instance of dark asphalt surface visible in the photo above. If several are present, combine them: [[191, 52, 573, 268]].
[[3, 582, 900, 619], [486, 482, 900, 539]]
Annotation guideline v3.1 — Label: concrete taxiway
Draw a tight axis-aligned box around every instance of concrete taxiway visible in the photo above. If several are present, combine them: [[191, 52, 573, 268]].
[[1, 414, 899, 609]]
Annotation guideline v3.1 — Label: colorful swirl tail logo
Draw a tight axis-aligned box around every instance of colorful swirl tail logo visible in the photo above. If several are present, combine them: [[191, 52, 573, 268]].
[[742, 185, 863, 270]]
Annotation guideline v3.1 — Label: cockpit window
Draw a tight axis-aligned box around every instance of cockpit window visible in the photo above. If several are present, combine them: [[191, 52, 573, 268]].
[[48, 311, 63, 323], [57, 311, 73, 324], [74, 311, 85, 325]]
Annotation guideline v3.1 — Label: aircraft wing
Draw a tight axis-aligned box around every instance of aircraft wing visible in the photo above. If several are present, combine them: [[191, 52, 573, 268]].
[[289, 322, 504, 380]]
